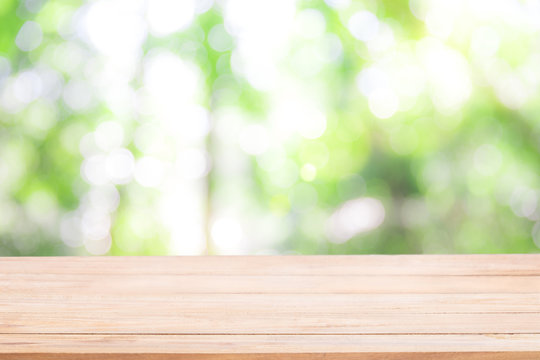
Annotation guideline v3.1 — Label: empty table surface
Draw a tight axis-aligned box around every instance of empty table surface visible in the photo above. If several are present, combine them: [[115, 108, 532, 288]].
[[1, 255, 540, 359]]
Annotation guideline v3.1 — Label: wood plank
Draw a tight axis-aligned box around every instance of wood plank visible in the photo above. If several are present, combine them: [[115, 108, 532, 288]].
[[2, 274, 540, 294], [3, 312, 540, 334], [2, 293, 539, 313], [4, 353, 540, 360], [1, 334, 540, 353], [2, 255, 540, 358], [2, 255, 540, 275]]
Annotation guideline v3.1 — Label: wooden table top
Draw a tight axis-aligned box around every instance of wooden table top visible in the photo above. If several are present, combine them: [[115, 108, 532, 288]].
[[1, 255, 540, 359]]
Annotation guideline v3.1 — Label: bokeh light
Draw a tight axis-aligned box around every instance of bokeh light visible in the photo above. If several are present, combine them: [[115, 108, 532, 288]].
[[1, 0, 540, 255]]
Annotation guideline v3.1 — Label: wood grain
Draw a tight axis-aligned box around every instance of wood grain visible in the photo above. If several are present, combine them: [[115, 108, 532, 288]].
[[2, 255, 540, 275], [2, 274, 540, 293], [2, 334, 540, 352], [1, 255, 540, 359]]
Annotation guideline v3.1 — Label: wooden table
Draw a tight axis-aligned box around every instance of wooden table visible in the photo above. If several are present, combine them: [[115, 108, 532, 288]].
[[1, 255, 540, 359]]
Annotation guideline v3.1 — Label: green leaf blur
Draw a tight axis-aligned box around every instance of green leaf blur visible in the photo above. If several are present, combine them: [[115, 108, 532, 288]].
[[1, 0, 540, 255]]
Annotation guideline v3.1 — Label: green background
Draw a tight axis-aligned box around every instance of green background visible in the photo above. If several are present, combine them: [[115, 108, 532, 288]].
[[1, 0, 540, 255]]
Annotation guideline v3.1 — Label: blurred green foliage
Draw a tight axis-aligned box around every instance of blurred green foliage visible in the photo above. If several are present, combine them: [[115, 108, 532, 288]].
[[1, 0, 540, 255]]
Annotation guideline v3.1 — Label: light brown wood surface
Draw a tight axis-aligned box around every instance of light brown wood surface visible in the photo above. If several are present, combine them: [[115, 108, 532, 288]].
[[1, 255, 540, 359]]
